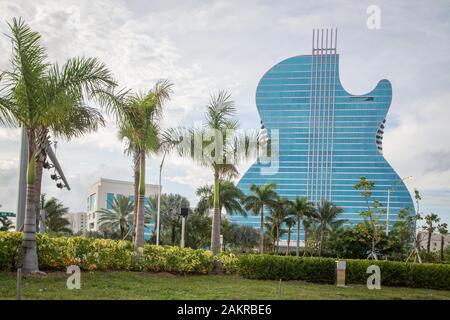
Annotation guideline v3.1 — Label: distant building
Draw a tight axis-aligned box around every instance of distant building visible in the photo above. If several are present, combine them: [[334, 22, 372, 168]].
[[64, 212, 87, 234], [86, 178, 160, 240], [417, 231, 450, 252]]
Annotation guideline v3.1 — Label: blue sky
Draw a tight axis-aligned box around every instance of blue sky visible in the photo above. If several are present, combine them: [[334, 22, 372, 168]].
[[0, 0, 449, 226]]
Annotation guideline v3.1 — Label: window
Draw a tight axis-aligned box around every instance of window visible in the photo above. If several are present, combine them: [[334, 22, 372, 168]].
[[88, 193, 97, 212]]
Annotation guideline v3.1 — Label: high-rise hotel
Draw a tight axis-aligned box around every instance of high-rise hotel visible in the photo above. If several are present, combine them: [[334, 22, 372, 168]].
[[229, 29, 414, 244]]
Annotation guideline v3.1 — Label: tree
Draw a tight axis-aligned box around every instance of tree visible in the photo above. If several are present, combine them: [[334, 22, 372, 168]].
[[423, 213, 440, 253], [289, 197, 315, 256], [167, 91, 253, 255], [97, 195, 134, 239], [118, 80, 173, 252], [243, 183, 278, 254], [224, 224, 259, 253], [389, 208, 415, 260], [0, 18, 116, 273], [437, 223, 448, 263], [266, 197, 290, 253], [284, 216, 296, 256], [354, 177, 384, 260], [160, 193, 190, 246], [39, 195, 71, 234], [196, 180, 245, 217], [309, 200, 344, 257], [184, 211, 212, 249]]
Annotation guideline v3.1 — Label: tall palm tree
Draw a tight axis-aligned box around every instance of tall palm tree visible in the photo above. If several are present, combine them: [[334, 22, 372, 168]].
[[118, 80, 173, 252], [40, 194, 71, 234], [423, 213, 440, 253], [310, 200, 344, 257], [196, 180, 245, 217], [266, 197, 290, 253], [290, 197, 315, 256], [302, 216, 314, 256], [437, 223, 448, 263], [243, 183, 278, 254], [284, 216, 296, 256], [0, 18, 115, 273], [97, 195, 134, 239], [167, 91, 253, 255]]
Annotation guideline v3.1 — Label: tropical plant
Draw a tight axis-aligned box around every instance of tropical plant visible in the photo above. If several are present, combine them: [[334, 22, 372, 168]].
[[160, 193, 190, 246], [196, 180, 245, 218], [423, 213, 440, 253], [166, 91, 253, 255], [265, 197, 290, 253], [289, 197, 315, 256], [309, 200, 344, 257], [284, 216, 296, 256], [224, 223, 259, 253], [354, 177, 384, 260], [437, 222, 448, 263], [243, 183, 278, 254], [117, 80, 173, 251], [0, 18, 116, 273], [97, 195, 134, 239], [40, 194, 71, 234]]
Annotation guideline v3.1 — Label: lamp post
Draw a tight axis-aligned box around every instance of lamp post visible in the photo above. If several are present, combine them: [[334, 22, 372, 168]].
[[155, 149, 168, 246], [386, 176, 412, 236]]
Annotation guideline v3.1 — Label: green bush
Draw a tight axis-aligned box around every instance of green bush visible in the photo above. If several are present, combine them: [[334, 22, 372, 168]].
[[0, 232, 212, 274], [216, 252, 240, 274], [238, 254, 450, 290]]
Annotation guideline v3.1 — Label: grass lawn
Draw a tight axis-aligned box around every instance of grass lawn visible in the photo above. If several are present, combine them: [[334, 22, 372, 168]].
[[1, 271, 449, 300]]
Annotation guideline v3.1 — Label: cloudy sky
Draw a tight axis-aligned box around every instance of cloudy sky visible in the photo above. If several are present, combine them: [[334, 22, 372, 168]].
[[0, 0, 449, 226]]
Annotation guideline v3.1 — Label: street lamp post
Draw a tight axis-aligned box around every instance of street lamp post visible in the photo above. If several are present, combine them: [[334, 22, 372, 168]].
[[386, 176, 412, 236], [156, 149, 168, 246]]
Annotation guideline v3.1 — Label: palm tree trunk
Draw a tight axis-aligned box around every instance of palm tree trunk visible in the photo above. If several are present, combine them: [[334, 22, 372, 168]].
[[303, 229, 308, 256], [21, 129, 39, 273], [296, 216, 301, 256], [132, 150, 139, 242], [427, 232, 431, 253], [440, 235, 444, 263], [259, 205, 264, 254], [134, 151, 146, 252], [318, 226, 324, 257], [286, 227, 291, 256], [33, 126, 49, 233], [210, 170, 221, 255]]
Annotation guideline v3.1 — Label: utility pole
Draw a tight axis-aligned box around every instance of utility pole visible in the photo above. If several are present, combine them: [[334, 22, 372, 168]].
[[156, 149, 168, 246]]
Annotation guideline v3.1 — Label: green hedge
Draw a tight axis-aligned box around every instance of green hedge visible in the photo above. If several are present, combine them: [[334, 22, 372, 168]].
[[238, 254, 450, 290], [0, 232, 213, 274]]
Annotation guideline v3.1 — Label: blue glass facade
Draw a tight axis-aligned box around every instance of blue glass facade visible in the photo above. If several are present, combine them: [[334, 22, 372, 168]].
[[229, 48, 414, 242]]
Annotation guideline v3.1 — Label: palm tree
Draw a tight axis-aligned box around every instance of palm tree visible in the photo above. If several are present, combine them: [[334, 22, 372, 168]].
[[167, 91, 252, 255], [0, 19, 116, 273], [266, 197, 290, 253], [196, 180, 245, 217], [302, 216, 314, 256], [423, 213, 440, 253], [118, 80, 173, 252], [243, 183, 278, 254], [284, 216, 296, 256], [310, 200, 344, 257], [97, 195, 134, 239], [290, 197, 315, 256], [437, 223, 448, 263], [40, 195, 71, 234]]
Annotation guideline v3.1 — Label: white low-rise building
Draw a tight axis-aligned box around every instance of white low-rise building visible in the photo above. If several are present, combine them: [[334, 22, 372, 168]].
[[417, 231, 450, 252], [86, 178, 160, 238], [64, 212, 87, 234]]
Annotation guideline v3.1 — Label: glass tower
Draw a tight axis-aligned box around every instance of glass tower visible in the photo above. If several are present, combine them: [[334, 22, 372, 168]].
[[229, 29, 414, 243]]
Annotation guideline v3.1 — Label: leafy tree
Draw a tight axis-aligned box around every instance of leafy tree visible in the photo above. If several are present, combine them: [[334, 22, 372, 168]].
[[309, 200, 344, 257], [243, 183, 278, 254], [0, 18, 116, 273], [118, 80, 173, 252], [289, 197, 315, 256], [184, 211, 212, 249], [354, 177, 384, 260], [266, 197, 290, 253], [389, 208, 415, 260], [224, 223, 259, 253], [40, 194, 71, 234], [423, 213, 440, 253], [160, 193, 190, 246]]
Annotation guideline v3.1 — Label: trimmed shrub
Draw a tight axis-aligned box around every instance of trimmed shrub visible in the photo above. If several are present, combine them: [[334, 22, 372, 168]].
[[238, 254, 450, 290], [0, 232, 212, 274], [216, 252, 239, 274]]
